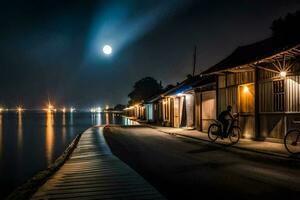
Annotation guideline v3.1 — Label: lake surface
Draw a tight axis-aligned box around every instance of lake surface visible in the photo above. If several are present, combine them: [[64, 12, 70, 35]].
[[0, 111, 133, 199]]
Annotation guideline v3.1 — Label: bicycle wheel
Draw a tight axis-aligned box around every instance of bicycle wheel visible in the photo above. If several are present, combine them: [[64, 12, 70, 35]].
[[208, 124, 220, 142], [284, 129, 300, 154], [229, 126, 241, 145]]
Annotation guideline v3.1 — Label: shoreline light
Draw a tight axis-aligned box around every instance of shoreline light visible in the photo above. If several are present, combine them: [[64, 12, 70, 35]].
[[17, 106, 23, 113], [46, 103, 55, 113]]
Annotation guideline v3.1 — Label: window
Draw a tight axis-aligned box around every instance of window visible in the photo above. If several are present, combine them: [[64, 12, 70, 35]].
[[273, 80, 284, 112], [239, 84, 254, 113]]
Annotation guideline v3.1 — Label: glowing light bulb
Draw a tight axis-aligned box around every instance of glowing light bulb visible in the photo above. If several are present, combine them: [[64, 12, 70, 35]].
[[243, 85, 249, 93], [280, 71, 287, 78]]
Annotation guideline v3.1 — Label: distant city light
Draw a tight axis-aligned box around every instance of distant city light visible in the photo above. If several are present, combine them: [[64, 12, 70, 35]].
[[62, 107, 66, 113], [0, 107, 3, 113], [17, 106, 23, 113], [70, 107, 75, 113], [90, 107, 102, 113], [103, 45, 112, 55], [46, 103, 55, 113]]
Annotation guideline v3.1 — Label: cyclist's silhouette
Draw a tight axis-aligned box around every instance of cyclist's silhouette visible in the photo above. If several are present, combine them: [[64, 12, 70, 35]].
[[218, 105, 234, 138]]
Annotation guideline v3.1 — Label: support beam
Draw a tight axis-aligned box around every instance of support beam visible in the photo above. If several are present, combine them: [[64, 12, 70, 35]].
[[254, 67, 262, 140]]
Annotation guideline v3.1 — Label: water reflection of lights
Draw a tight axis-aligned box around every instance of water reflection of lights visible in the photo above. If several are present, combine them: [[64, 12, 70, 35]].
[[69, 112, 74, 126], [105, 112, 110, 125], [62, 113, 66, 144], [46, 112, 54, 165], [0, 114, 2, 158], [96, 113, 102, 125], [17, 112, 23, 151]]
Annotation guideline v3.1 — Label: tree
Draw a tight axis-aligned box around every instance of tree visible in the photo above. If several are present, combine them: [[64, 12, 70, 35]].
[[128, 77, 163, 106], [271, 10, 300, 41], [114, 104, 126, 111]]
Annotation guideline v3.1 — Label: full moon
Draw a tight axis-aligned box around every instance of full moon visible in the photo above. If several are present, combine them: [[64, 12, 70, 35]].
[[103, 45, 112, 55]]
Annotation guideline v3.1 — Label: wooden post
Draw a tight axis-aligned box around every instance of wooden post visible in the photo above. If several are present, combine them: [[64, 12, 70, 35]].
[[216, 75, 219, 118], [193, 46, 197, 76], [254, 67, 261, 140], [200, 91, 203, 132]]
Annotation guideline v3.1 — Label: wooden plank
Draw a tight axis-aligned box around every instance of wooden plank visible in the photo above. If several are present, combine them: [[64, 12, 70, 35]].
[[31, 127, 164, 200]]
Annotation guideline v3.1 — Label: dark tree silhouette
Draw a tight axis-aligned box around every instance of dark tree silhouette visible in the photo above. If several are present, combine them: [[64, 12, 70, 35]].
[[271, 10, 300, 41], [114, 104, 126, 111], [128, 77, 163, 106]]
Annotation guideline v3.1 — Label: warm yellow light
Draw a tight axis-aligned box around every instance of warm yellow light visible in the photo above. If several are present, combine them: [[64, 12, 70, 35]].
[[48, 104, 53, 110], [280, 71, 287, 78], [17, 107, 23, 113], [62, 108, 66, 113], [0, 107, 3, 113], [46, 103, 55, 113], [243, 85, 249, 93]]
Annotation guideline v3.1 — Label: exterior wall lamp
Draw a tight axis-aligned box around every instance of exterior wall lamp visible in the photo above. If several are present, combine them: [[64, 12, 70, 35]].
[[279, 71, 287, 78]]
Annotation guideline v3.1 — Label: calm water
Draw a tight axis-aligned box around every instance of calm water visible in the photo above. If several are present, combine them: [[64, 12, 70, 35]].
[[0, 111, 133, 199]]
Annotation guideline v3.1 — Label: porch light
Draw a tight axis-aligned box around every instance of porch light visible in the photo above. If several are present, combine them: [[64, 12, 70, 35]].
[[280, 71, 287, 78], [243, 85, 249, 93]]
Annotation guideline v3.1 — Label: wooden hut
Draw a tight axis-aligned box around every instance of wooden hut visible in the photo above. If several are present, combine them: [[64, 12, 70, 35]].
[[204, 37, 300, 140]]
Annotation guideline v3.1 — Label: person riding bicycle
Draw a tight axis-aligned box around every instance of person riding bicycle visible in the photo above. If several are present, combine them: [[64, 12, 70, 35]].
[[218, 105, 234, 138]]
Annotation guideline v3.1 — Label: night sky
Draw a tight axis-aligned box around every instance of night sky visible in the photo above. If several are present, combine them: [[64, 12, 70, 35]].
[[1, 0, 300, 109]]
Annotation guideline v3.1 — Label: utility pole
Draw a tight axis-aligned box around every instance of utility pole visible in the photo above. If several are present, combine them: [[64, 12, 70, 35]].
[[192, 45, 197, 76]]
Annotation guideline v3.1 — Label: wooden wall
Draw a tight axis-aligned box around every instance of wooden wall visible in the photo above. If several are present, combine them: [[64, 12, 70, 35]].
[[195, 90, 216, 132]]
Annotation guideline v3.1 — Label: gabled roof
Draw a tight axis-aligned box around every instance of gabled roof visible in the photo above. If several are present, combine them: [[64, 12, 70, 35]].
[[203, 37, 300, 74], [162, 75, 199, 96]]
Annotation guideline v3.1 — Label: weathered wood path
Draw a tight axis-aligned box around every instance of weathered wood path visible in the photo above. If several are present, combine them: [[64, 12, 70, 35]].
[[31, 126, 164, 200]]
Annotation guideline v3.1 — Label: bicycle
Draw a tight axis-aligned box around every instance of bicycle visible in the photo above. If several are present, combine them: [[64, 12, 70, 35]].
[[284, 121, 300, 154], [208, 115, 241, 145]]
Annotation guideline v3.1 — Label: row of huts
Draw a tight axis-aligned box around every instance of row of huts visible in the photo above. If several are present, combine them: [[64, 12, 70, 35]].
[[125, 36, 300, 141]]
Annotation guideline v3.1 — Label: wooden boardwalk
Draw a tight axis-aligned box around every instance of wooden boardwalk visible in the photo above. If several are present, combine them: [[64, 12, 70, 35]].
[[31, 127, 164, 200]]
